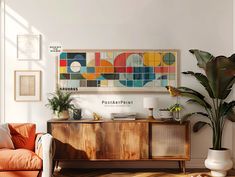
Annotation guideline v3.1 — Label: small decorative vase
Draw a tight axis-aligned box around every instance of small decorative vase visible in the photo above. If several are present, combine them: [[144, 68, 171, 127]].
[[73, 109, 82, 120], [54, 110, 70, 120], [205, 148, 233, 177], [173, 111, 180, 121]]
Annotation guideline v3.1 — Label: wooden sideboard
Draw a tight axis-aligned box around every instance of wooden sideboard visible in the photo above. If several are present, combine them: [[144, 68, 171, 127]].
[[47, 119, 190, 172]]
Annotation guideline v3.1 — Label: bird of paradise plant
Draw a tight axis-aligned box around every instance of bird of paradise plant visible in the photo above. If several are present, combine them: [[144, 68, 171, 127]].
[[166, 49, 235, 150]]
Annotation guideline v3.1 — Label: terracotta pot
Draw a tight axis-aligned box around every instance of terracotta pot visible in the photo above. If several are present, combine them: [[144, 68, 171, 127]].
[[54, 110, 70, 120], [205, 148, 233, 177]]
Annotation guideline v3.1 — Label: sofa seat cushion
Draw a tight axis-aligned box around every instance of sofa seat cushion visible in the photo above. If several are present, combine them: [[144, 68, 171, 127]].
[[0, 149, 42, 170]]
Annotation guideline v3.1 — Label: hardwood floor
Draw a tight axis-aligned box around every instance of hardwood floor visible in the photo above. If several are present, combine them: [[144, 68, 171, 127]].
[[54, 168, 235, 177]]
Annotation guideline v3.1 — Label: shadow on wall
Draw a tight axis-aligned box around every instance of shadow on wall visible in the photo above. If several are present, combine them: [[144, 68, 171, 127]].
[[3, 3, 54, 128]]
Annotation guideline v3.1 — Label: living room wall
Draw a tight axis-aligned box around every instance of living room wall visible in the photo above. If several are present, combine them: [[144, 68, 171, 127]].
[[0, 0, 234, 168]]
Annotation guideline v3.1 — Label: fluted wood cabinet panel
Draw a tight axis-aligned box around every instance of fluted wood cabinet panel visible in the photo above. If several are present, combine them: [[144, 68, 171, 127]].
[[151, 123, 190, 160], [48, 121, 149, 160]]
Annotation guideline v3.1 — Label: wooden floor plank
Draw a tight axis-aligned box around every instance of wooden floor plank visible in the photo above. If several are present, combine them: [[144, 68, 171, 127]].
[[53, 169, 235, 177]]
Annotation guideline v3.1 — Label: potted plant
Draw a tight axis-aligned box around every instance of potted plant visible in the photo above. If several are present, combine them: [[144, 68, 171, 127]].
[[168, 103, 183, 121], [46, 88, 75, 119], [166, 49, 235, 177]]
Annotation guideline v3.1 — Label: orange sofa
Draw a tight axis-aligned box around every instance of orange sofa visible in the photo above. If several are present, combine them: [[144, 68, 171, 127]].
[[0, 123, 54, 177]]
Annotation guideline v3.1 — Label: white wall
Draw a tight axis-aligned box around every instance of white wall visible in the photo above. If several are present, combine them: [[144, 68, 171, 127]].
[[233, 120, 235, 168], [1, 0, 234, 168], [233, 0, 235, 168]]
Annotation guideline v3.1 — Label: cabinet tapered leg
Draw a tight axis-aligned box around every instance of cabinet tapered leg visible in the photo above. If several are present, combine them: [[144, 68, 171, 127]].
[[178, 161, 182, 172], [182, 161, 186, 174]]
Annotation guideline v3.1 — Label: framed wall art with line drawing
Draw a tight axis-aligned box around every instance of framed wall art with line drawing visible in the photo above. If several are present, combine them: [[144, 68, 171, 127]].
[[57, 49, 179, 92], [17, 34, 41, 60], [14, 70, 41, 101]]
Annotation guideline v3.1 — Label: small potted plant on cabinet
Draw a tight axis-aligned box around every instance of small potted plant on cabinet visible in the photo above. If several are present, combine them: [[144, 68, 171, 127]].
[[46, 88, 75, 120], [168, 103, 183, 121], [167, 49, 235, 177]]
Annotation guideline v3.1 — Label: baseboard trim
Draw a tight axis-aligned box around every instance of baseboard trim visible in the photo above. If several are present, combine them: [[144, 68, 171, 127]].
[[186, 158, 205, 168], [59, 158, 206, 169]]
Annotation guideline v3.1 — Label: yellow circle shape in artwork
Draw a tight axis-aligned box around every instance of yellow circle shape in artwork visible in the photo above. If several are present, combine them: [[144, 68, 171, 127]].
[[143, 52, 162, 67]]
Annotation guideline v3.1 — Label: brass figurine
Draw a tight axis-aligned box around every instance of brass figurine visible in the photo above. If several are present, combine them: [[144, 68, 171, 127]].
[[93, 112, 102, 121]]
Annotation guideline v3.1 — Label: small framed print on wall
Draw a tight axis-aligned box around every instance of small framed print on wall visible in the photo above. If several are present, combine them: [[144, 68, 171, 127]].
[[17, 34, 41, 60], [14, 70, 41, 101]]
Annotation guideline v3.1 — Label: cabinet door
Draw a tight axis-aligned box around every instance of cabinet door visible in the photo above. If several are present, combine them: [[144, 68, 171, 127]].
[[100, 122, 149, 160], [49, 122, 149, 160], [151, 123, 190, 160], [50, 123, 100, 160]]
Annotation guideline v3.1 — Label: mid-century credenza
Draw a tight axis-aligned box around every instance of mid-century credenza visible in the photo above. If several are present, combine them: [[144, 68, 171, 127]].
[[47, 119, 190, 173]]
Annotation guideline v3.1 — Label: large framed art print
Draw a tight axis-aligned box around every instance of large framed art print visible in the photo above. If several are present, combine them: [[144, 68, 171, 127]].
[[57, 50, 179, 92]]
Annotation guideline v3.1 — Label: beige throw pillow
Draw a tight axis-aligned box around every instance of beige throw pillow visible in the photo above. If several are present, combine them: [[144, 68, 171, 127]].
[[0, 124, 14, 149]]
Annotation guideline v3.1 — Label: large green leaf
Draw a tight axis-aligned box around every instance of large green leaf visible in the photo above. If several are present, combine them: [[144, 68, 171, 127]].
[[220, 101, 235, 117], [226, 109, 235, 122], [193, 121, 211, 132], [189, 49, 214, 70], [180, 92, 211, 109], [168, 86, 211, 109], [206, 56, 235, 99], [180, 112, 209, 124], [182, 71, 215, 98], [229, 53, 235, 62], [178, 86, 205, 99], [186, 99, 205, 107]]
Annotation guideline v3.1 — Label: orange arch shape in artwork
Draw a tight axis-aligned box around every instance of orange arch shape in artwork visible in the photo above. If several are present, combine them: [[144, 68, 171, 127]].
[[82, 60, 114, 80], [96, 60, 114, 73], [81, 59, 100, 80], [82, 73, 101, 80]]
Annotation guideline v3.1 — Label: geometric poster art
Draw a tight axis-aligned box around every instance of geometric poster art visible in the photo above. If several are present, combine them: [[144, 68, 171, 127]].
[[57, 50, 179, 92]]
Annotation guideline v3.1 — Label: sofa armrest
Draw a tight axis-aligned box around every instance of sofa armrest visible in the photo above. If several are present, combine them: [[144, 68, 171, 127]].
[[35, 133, 55, 177]]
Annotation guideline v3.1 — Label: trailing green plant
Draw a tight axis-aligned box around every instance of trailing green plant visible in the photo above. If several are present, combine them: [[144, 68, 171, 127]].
[[168, 103, 183, 112], [46, 88, 75, 114], [166, 49, 235, 150]]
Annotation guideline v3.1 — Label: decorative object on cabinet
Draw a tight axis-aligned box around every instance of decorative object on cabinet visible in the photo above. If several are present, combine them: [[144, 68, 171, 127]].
[[46, 88, 75, 120], [143, 97, 158, 119], [168, 103, 183, 121], [47, 119, 190, 173], [111, 112, 136, 120], [17, 34, 41, 60], [166, 49, 235, 177], [93, 112, 102, 121], [14, 70, 41, 101], [73, 108, 82, 120], [156, 108, 173, 119], [57, 49, 179, 92]]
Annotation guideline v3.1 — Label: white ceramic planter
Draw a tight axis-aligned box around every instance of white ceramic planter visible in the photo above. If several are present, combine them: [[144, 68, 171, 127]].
[[205, 148, 233, 177], [54, 110, 70, 120]]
